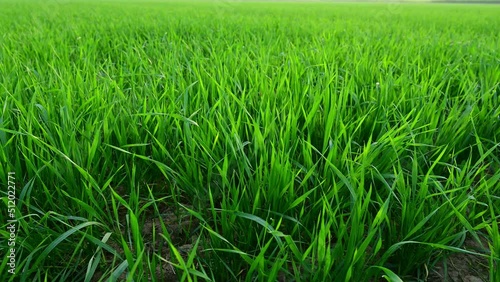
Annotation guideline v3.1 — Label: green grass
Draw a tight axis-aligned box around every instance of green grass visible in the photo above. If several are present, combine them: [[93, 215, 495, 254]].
[[1, 1, 499, 281]]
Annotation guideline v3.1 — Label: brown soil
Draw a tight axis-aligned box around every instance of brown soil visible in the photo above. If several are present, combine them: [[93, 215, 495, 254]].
[[428, 236, 492, 282], [91, 193, 202, 282]]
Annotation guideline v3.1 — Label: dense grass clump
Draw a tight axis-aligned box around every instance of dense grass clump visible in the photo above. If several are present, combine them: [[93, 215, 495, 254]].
[[1, 1, 499, 281]]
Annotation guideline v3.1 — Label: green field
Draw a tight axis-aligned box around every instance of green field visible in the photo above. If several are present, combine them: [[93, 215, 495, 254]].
[[1, 1, 499, 281]]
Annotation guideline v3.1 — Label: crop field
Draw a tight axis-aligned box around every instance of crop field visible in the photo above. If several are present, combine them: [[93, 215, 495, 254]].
[[1, 0, 500, 281]]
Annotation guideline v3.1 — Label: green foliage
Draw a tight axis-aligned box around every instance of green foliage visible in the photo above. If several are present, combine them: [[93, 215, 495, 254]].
[[1, 1, 499, 281]]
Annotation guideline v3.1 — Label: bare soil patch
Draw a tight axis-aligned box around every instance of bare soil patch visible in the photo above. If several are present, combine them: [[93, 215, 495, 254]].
[[428, 236, 492, 282]]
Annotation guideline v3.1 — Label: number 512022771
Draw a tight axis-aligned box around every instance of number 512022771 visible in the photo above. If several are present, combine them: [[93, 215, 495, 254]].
[[7, 172, 16, 217]]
